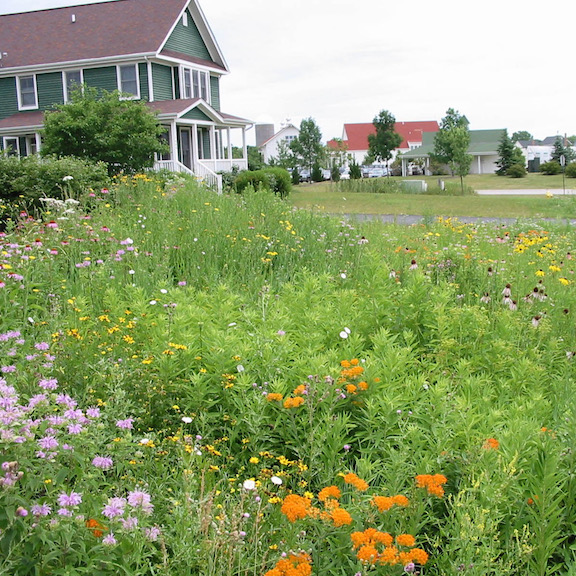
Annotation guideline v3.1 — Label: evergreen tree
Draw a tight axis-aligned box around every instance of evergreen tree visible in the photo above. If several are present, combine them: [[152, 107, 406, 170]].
[[551, 136, 575, 165], [496, 130, 517, 175]]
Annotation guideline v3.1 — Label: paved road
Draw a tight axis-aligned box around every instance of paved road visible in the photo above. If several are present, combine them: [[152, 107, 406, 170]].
[[477, 189, 576, 195]]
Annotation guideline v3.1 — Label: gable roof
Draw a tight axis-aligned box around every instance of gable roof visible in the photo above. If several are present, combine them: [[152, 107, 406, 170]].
[[402, 129, 506, 159], [258, 124, 299, 148], [340, 121, 439, 151], [0, 0, 228, 73]]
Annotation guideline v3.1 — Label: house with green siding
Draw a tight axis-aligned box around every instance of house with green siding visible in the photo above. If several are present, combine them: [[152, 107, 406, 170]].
[[0, 0, 252, 190]]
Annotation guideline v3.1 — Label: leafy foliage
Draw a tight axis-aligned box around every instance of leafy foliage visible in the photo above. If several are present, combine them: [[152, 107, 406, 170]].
[[551, 136, 576, 165], [41, 86, 168, 175], [540, 161, 562, 175], [506, 163, 527, 178], [565, 163, 576, 178], [367, 110, 402, 168], [433, 108, 472, 192], [234, 167, 291, 198], [496, 129, 526, 176], [349, 159, 362, 179], [289, 118, 324, 174], [511, 130, 533, 142]]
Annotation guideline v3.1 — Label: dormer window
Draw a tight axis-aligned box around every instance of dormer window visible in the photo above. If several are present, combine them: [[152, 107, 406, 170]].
[[63, 69, 83, 102], [17, 75, 38, 110], [117, 64, 140, 99]]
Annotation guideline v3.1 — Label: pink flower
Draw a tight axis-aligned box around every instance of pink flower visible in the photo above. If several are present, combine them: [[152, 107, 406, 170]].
[[92, 456, 113, 470], [115, 418, 134, 430]]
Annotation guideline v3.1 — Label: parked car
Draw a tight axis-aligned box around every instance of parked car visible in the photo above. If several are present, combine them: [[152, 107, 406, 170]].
[[367, 167, 389, 178], [322, 169, 331, 180], [298, 169, 311, 182], [340, 169, 350, 180]]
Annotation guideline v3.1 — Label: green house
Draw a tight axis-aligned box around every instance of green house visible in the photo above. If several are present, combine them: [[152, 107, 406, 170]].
[[0, 0, 253, 190], [401, 129, 510, 176]]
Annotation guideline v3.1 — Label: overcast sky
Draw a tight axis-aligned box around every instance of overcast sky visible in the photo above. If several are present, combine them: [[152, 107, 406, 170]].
[[2, 0, 575, 144]]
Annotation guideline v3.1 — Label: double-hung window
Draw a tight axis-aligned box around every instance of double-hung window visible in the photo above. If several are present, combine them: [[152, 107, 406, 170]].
[[63, 69, 83, 102], [182, 68, 209, 103], [3, 137, 20, 156], [118, 64, 139, 99], [17, 75, 38, 110]]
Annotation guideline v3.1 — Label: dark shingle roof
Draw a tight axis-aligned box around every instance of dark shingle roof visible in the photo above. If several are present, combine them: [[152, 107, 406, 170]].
[[0, 0, 223, 70]]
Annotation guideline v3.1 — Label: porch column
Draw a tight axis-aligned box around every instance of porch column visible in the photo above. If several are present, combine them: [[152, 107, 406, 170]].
[[401, 157, 407, 177], [477, 155, 481, 174], [191, 124, 199, 169], [170, 122, 178, 165], [35, 132, 42, 154], [209, 126, 216, 161], [227, 127, 232, 161], [242, 127, 247, 163]]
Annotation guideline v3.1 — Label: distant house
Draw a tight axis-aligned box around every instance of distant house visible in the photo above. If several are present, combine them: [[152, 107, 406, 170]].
[[401, 129, 516, 175], [0, 0, 252, 191], [327, 121, 439, 168], [257, 123, 299, 164], [518, 136, 576, 172]]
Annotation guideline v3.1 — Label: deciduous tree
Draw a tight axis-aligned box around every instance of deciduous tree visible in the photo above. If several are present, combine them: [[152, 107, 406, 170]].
[[367, 110, 402, 173], [290, 118, 324, 174], [42, 87, 167, 175], [433, 108, 472, 192]]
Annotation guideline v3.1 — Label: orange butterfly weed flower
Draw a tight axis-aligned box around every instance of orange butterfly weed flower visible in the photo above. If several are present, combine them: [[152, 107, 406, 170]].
[[415, 474, 447, 497], [396, 534, 416, 548], [266, 393, 283, 402], [345, 384, 357, 394], [280, 494, 312, 522], [343, 472, 369, 491], [410, 548, 429, 565], [357, 544, 379, 564], [85, 518, 107, 538], [483, 438, 499, 450], [372, 496, 394, 512], [283, 396, 305, 409], [379, 545, 400, 565], [293, 384, 306, 395], [393, 494, 410, 507], [357, 381, 369, 390], [264, 552, 312, 576], [330, 507, 353, 527], [318, 485, 341, 502]]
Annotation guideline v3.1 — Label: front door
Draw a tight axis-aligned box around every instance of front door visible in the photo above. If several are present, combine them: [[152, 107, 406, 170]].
[[179, 128, 192, 170]]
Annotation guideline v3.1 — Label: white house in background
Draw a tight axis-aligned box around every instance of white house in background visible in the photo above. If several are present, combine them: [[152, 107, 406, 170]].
[[518, 136, 576, 172], [257, 124, 299, 163]]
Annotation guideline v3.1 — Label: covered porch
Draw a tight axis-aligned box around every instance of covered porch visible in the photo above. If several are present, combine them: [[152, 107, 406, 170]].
[[149, 100, 253, 192]]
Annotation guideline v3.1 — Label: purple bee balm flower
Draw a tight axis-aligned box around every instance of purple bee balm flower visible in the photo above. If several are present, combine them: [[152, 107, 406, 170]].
[[31, 503, 52, 516], [67, 423, 83, 434], [102, 532, 117, 545], [57, 491, 82, 507], [102, 497, 126, 519], [127, 490, 153, 514], [86, 407, 101, 418], [38, 378, 58, 390], [37, 436, 58, 450], [58, 508, 73, 517], [92, 456, 113, 470], [121, 516, 138, 530], [34, 342, 50, 351], [144, 526, 161, 541], [115, 418, 134, 430]]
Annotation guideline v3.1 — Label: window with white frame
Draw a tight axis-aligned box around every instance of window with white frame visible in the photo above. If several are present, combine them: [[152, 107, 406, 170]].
[[182, 11, 188, 26], [118, 64, 139, 98], [181, 67, 209, 102], [63, 69, 83, 102], [17, 75, 38, 109], [3, 137, 19, 156]]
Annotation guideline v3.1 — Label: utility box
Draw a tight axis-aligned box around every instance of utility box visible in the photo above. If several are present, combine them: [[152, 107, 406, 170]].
[[401, 180, 428, 193]]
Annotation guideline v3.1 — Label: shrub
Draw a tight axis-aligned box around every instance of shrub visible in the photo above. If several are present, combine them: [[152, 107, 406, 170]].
[[0, 153, 109, 208], [506, 163, 527, 178], [330, 165, 341, 182], [234, 167, 291, 198], [291, 167, 300, 185], [540, 161, 561, 175], [311, 163, 323, 182], [349, 160, 362, 180], [565, 163, 576, 178]]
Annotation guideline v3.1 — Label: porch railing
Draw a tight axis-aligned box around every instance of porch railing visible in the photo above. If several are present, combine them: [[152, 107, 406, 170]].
[[154, 159, 223, 193]]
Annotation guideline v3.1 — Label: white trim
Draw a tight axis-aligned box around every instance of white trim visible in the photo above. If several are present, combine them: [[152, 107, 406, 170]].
[[146, 60, 154, 101], [16, 74, 38, 110], [117, 63, 140, 100], [180, 65, 210, 104], [62, 69, 84, 102], [2, 136, 20, 155], [182, 11, 188, 27]]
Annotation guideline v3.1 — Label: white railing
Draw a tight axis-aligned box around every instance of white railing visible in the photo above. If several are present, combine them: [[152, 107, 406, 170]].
[[154, 159, 223, 193]]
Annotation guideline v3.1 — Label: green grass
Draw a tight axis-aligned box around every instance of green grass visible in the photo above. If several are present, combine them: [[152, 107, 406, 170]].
[[291, 174, 576, 219]]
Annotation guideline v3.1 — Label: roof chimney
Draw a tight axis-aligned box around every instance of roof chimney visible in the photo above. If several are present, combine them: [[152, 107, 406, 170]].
[[71, 14, 76, 23]]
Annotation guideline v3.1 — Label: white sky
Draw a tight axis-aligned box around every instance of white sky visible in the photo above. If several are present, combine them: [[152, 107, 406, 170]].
[[2, 0, 575, 145]]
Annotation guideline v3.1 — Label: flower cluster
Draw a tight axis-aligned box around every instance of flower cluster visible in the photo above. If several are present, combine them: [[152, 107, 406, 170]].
[[343, 472, 369, 491], [264, 551, 312, 576], [415, 474, 448, 497], [351, 528, 429, 567], [371, 494, 410, 512]]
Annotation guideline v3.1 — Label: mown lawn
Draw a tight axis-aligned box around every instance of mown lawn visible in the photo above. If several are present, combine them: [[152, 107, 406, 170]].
[[291, 174, 576, 219]]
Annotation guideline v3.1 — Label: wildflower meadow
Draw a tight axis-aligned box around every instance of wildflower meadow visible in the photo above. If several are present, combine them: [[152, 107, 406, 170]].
[[2, 173, 576, 575]]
